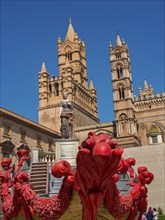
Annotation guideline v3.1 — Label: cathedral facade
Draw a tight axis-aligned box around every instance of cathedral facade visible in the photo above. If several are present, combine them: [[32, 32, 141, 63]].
[[38, 21, 165, 147]]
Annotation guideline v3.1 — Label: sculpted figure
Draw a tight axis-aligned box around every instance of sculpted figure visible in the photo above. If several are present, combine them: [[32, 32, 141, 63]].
[[60, 91, 73, 139]]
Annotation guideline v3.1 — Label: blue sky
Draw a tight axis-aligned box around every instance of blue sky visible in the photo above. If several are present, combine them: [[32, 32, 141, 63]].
[[1, 0, 164, 123]]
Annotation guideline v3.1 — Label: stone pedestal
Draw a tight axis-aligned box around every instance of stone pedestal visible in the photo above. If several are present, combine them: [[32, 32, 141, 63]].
[[54, 139, 79, 167]]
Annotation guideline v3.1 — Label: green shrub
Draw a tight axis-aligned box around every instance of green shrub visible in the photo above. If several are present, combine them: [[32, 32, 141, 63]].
[[159, 214, 165, 220], [158, 206, 164, 215]]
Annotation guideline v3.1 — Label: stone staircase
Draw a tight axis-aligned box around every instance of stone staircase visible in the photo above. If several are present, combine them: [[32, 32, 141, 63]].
[[30, 162, 49, 196], [49, 174, 63, 197]]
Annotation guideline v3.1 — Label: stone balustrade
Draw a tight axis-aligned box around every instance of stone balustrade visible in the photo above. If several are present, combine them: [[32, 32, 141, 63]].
[[40, 152, 56, 164]]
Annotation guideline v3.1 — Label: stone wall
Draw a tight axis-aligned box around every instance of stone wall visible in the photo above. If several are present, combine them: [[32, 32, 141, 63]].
[[123, 143, 165, 212], [75, 122, 115, 143], [0, 107, 60, 169]]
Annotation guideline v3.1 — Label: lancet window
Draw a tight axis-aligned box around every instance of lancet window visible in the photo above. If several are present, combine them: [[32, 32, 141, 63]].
[[115, 50, 121, 59], [54, 82, 59, 96], [117, 67, 123, 79], [118, 87, 125, 99], [65, 51, 72, 61]]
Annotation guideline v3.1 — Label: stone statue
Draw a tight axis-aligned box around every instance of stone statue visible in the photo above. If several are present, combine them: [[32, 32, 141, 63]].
[[60, 91, 73, 139]]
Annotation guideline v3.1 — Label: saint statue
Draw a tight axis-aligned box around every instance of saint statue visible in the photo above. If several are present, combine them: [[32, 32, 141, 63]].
[[60, 91, 73, 139]]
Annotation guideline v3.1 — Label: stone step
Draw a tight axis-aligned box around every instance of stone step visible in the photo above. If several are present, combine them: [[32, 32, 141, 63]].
[[30, 173, 47, 178], [32, 162, 48, 166], [30, 171, 47, 175], [30, 181, 47, 186], [31, 168, 47, 172], [33, 189, 47, 195], [30, 177, 47, 182], [31, 185, 47, 190], [30, 162, 49, 195]]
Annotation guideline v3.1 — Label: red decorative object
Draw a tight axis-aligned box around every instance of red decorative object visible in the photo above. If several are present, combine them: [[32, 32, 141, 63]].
[[74, 132, 154, 220], [0, 133, 154, 220], [0, 150, 74, 220], [15, 149, 31, 173]]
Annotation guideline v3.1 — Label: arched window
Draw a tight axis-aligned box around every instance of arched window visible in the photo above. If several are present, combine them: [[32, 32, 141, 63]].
[[119, 113, 128, 120], [119, 87, 125, 99], [148, 125, 163, 144], [117, 67, 123, 79], [65, 51, 72, 61], [115, 50, 121, 59], [54, 82, 59, 96], [49, 84, 52, 97]]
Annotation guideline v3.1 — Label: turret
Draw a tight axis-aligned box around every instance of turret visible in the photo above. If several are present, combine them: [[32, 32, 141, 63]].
[[38, 62, 49, 107]]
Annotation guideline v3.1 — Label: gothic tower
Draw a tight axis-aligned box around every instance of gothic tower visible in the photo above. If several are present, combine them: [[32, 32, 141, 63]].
[[38, 20, 99, 135], [109, 35, 139, 147]]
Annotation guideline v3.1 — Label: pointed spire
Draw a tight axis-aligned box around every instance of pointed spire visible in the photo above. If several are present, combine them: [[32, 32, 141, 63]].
[[41, 62, 47, 72], [109, 41, 112, 48], [116, 34, 122, 46], [122, 38, 125, 45], [149, 84, 154, 94], [57, 36, 62, 44], [65, 18, 75, 41], [144, 79, 149, 90], [89, 79, 95, 90]]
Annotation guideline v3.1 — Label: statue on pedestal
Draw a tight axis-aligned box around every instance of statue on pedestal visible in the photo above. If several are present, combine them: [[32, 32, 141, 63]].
[[60, 91, 73, 139]]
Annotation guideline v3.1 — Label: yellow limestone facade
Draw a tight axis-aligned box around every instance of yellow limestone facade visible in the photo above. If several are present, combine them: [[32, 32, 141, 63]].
[[109, 35, 165, 147], [38, 21, 99, 135]]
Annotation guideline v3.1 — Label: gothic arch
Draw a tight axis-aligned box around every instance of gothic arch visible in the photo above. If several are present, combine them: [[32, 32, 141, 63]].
[[63, 43, 73, 52], [115, 62, 123, 69], [148, 123, 164, 133], [118, 87, 125, 99], [148, 123, 164, 144], [54, 82, 59, 96], [62, 44, 73, 61], [49, 83, 52, 95], [153, 122, 165, 133], [119, 113, 128, 120], [116, 82, 125, 89], [114, 50, 122, 59]]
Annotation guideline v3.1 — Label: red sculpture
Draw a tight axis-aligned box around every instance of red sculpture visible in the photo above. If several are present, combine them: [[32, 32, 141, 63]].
[[0, 150, 74, 220], [0, 132, 154, 220]]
